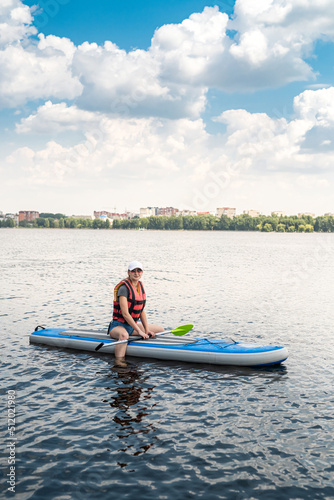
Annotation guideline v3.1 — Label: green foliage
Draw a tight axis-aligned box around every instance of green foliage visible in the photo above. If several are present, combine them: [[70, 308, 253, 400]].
[[139, 218, 149, 229], [262, 223, 273, 232], [216, 215, 231, 230], [34, 217, 49, 227], [234, 214, 255, 231], [39, 212, 66, 219], [1, 218, 15, 227], [9, 211, 331, 233], [314, 215, 334, 232], [19, 219, 30, 227]]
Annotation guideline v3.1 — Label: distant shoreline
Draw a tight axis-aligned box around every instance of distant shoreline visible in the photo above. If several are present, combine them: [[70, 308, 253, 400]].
[[1, 213, 333, 233], [2, 227, 334, 233]]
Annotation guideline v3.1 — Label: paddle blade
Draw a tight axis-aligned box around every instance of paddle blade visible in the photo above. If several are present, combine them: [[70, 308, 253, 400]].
[[171, 324, 194, 336]]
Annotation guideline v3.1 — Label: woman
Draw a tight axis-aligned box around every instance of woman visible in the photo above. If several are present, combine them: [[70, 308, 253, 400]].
[[109, 261, 164, 364]]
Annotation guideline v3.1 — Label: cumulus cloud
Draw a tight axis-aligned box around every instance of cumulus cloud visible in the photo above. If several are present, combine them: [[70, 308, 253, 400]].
[[1, 0, 334, 214], [72, 40, 207, 119], [0, 0, 37, 47], [2, 1, 334, 114], [293, 87, 334, 126], [224, 0, 334, 88], [7, 116, 211, 185], [212, 86, 334, 174], [6, 87, 334, 198], [16, 101, 102, 134], [0, 33, 82, 108]]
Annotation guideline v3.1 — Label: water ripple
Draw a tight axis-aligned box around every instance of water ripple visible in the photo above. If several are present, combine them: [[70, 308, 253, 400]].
[[1, 230, 334, 499]]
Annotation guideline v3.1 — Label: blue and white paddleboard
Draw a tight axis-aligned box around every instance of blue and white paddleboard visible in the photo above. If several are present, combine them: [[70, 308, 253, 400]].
[[29, 327, 288, 367]]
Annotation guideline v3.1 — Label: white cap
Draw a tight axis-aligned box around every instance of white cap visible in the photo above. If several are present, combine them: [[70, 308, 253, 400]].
[[128, 260, 143, 271]]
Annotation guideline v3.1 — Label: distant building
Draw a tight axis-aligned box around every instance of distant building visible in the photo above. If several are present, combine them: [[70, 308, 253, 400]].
[[97, 214, 113, 225], [298, 213, 315, 218], [1, 213, 19, 225], [217, 208, 236, 219], [6, 213, 19, 225], [140, 207, 157, 218], [243, 210, 260, 217], [140, 207, 180, 218], [125, 211, 137, 219], [197, 211, 211, 216], [94, 210, 130, 220], [94, 210, 112, 219], [271, 211, 285, 217], [71, 215, 93, 220], [19, 211, 39, 222], [178, 210, 197, 217], [156, 207, 179, 217], [324, 213, 334, 217]]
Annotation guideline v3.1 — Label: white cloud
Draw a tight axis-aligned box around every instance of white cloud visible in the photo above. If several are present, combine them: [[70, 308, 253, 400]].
[[6, 87, 334, 198], [293, 87, 334, 126], [2, 2, 334, 113], [0, 33, 82, 108], [297, 174, 330, 188], [0, 0, 36, 47], [151, 7, 229, 85], [60, 2, 334, 108], [1, 1, 334, 215], [225, 0, 334, 88], [72, 39, 208, 118], [16, 101, 102, 134], [6, 116, 216, 188]]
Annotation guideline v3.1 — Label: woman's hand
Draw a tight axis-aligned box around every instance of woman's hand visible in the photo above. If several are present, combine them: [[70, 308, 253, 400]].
[[137, 330, 149, 339], [136, 329, 155, 339], [146, 329, 156, 338]]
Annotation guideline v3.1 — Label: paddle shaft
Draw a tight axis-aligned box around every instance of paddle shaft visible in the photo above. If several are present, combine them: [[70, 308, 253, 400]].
[[110, 328, 173, 347], [95, 324, 193, 352]]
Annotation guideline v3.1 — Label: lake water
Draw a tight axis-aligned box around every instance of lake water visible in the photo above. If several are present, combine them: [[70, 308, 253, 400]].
[[1, 229, 333, 499]]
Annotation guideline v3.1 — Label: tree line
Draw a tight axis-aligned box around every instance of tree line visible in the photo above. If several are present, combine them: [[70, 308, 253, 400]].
[[112, 214, 334, 232], [2, 212, 333, 232], [17, 216, 110, 229]]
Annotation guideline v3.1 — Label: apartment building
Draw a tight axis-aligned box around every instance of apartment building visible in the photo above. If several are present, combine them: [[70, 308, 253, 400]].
[[178, 210, 197, 216], [156, 207, 179, 217], [140, 207, 157, 218], [94, 211, 130, 220], [19, 211, 39, 222], [298, 213, 315, 218], [217, 207, 236, 219]]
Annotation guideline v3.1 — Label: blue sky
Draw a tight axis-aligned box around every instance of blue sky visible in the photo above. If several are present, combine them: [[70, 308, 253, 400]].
[[24, 0, 235, 49], [1, 0, 334, 216]]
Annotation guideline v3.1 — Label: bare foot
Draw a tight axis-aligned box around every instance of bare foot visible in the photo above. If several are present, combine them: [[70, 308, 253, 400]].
[[114, 357, 128, 368]]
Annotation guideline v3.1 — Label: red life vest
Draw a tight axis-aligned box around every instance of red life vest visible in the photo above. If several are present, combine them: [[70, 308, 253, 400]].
[[113, 279, 146, 324]]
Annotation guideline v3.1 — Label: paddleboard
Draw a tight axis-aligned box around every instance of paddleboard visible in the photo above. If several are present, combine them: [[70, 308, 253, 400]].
[[29, 327, 288, 367]]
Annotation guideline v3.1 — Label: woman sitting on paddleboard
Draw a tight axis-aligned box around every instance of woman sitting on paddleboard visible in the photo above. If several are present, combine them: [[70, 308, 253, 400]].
[[109, 261, 164, 363]]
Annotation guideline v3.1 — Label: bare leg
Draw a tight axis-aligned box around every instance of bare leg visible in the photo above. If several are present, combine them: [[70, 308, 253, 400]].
[[109, 326, 129, 361], [136, 323, 164, 336]]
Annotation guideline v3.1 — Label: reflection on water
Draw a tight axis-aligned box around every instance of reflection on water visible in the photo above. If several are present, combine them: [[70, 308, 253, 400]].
[[102, 362, 157, 468]]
